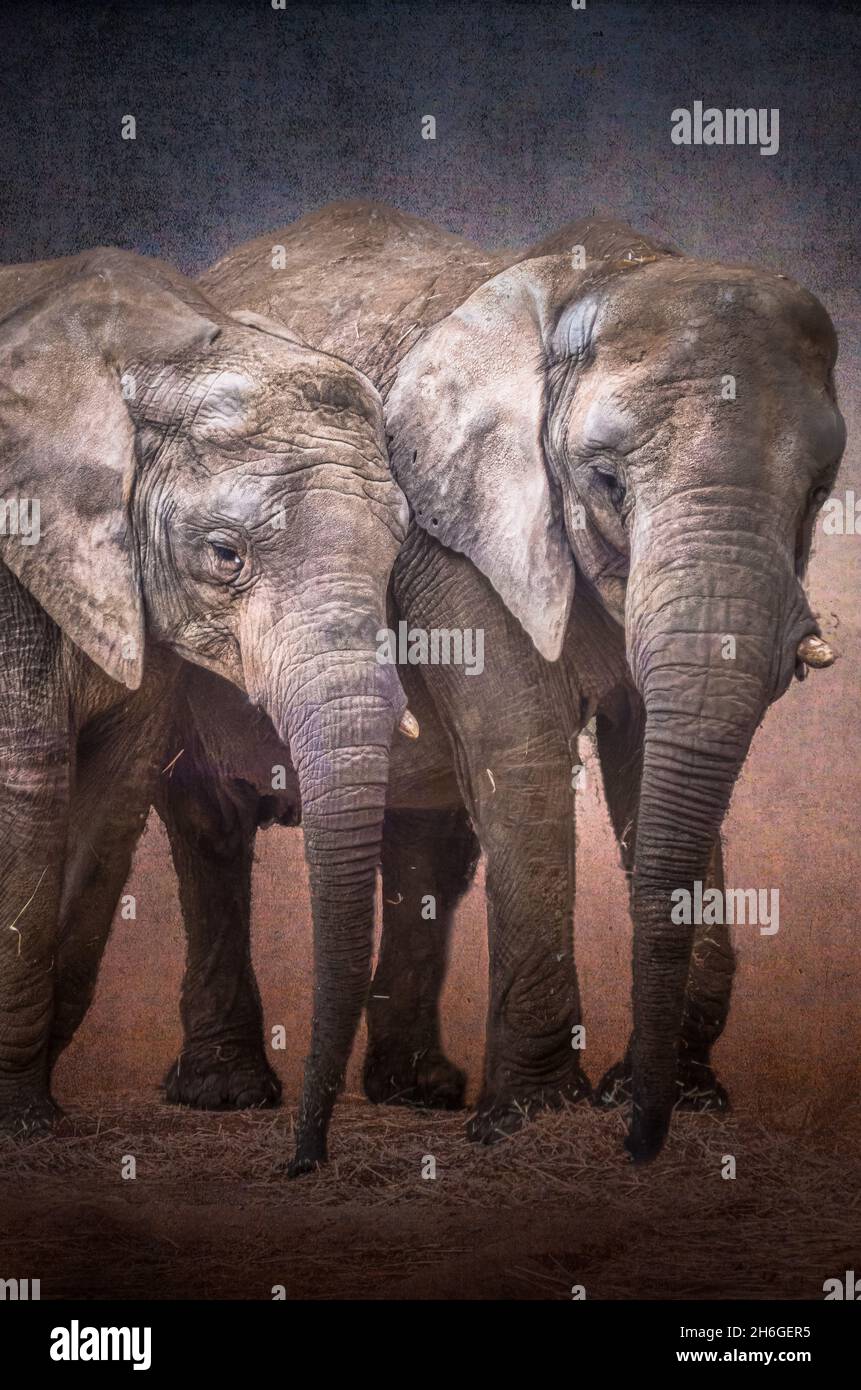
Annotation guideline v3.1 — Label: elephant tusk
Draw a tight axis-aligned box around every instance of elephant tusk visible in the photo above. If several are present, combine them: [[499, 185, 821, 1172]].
[[399, 709, 420, 739], [796, 635, 837, 669]]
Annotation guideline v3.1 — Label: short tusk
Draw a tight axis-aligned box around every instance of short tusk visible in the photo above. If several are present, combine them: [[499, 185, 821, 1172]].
[[399, 709, 420, 739], [796, 635, 837, 669]]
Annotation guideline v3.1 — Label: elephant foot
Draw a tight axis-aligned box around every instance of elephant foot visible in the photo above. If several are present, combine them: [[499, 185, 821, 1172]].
[[676, 1057, 730, 1112], [594, 1057, 730, 1113], [593, 1060, 634, 1110], [163, 1040, 282, 1111], [0, 1091, 62, 1138], [282, 1121, 328, 1180], [466, 1072, 592, 1146], [285, 1151, 324, 1180], [363, 1045, 467, 1110]]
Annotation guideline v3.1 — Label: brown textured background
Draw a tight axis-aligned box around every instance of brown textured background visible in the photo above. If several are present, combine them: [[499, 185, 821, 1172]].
[[0, 0, 856, 1120]]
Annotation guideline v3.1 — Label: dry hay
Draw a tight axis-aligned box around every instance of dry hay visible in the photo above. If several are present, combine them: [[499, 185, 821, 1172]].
[[0, 1094, 859, 1299]]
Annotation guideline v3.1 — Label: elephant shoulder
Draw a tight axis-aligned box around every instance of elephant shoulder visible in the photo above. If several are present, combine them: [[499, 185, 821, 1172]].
[[521, 216, 682, 266], [197, 203, 512, 389], [0, 248, 221, 329], [0, 256, 82, 320], [253, 199, 488, 262]]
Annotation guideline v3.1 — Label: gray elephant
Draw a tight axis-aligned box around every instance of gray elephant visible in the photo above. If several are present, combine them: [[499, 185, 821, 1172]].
[[160, 204, 842, 1173], [0, 246, 411, 1138]]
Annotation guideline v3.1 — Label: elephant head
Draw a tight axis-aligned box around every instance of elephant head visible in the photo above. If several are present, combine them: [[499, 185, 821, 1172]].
[[387, 225, 845, 1162], [0, 248, 411, 1169]]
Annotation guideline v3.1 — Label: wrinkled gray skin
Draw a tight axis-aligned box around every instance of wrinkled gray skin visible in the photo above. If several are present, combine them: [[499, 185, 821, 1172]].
[[0, 247, 407, 1145], [176, 203, 842, 1170]]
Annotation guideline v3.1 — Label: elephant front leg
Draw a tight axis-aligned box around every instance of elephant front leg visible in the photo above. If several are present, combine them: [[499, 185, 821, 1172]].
[[466, 795, 591, 1145], [676, 838, 733, 1110], [156, 766, 281, 1111], [50, 696, 176, 1067], [0, 741, 69, 1135], [593, 685, 734, 1112], [391, 543, 590, 1144], [447, 710, 590, 1142], [364, 806, 479, 1110]]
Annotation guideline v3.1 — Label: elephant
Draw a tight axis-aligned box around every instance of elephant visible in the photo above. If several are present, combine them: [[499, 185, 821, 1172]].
[[157, 202, 843, 1174], [0, 245, 412, 1139]]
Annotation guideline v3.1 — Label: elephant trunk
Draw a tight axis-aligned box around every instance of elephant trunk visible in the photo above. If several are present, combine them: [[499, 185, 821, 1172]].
[[288, 673, 399, 1171], [626, 691, 757, 1163], [244, 596, 405, 1174], [624, 500, 818, 1162]]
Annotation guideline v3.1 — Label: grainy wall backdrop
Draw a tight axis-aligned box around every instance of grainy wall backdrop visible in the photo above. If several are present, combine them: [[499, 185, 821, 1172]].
[[1, 0, 857, 1117]]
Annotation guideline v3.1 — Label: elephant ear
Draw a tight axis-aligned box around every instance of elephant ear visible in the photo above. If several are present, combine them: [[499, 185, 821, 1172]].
[[0, 255, 220, 688], [229, 307, 309, 347], [387, 257, 582, 661]]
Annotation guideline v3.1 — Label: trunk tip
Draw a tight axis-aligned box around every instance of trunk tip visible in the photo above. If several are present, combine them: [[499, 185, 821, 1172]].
[[625, 1108, 670, 1165]]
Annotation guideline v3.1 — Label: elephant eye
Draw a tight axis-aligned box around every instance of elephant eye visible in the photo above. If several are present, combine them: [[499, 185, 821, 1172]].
[[594, 466, 627, 512], [208, 540, 244, 573]]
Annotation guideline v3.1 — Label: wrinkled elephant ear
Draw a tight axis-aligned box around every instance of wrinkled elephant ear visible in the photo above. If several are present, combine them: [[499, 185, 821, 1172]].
[[0, 255, 220, 688], [386, 256, 582, 661], [228, 306, 309, 346]]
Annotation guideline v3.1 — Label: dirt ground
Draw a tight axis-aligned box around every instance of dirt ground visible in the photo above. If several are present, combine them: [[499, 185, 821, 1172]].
[[2, 1094, 859, 1301]]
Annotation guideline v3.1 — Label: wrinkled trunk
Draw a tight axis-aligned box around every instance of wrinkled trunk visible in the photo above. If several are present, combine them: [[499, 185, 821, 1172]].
[[244, 589, 404, 1174], [627, 700, 757, 1161], [624, 505, 812, 1162], [286, 667, 398, 1172]]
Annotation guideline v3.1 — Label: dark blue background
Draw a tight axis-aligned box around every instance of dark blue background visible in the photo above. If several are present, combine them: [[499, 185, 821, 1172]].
[[0, 0, 857, 323]]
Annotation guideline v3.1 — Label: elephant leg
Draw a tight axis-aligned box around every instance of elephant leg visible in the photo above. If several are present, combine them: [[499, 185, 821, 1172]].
[[592, 682, 734, 1111], [49, 699, 174, 1067], [0, 773, 67, 1134], [465, 765, 591, 1144], [363, 806, 479, 1110], [677, 837, 733, 1108], [457, 714, 590, 1140], [391, 542, 590, 1145], [0, 586, 68, 1134], [156, 759, 281, 1111]]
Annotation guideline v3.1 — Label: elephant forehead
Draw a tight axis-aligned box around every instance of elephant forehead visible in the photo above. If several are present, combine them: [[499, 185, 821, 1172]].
[[576, 388, 638, 451], [192, 467, 406, 551], [141, 359, 390, 478], [598, 259, 831, 352], [256, 354, 389, 462], [188, 369, 256, 433], [248, 336, 383, 423]]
